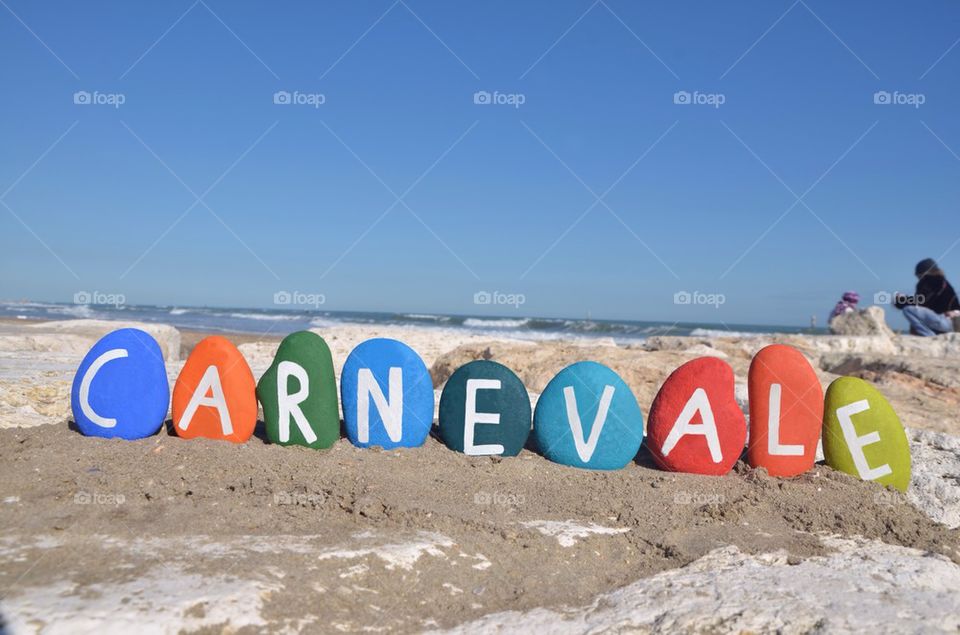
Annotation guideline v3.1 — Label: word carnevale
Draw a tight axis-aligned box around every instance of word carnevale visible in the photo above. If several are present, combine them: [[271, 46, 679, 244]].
[[71, 329, 912, 490]]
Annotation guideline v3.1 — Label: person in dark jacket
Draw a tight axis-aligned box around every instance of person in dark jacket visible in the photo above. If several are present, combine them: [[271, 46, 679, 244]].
[[893, 258, 960, 336]]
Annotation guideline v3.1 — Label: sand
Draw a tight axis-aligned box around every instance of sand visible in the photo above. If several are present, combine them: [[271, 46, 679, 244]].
[[1, 318, 960, 632]]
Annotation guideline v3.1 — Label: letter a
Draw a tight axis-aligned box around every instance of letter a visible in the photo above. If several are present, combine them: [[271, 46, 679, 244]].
[[178, 365, 233, 435], [661, 388, 723, 463]]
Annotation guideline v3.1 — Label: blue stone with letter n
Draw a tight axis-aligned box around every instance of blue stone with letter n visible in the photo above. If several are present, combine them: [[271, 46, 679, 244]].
[[340, 338, 433, 449]]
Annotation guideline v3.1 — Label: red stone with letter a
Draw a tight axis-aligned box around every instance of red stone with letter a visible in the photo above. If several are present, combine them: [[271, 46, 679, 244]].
[[647, 357, 746, 475]]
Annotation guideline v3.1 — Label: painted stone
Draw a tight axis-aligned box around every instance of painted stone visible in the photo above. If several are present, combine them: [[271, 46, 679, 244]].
[[647, 357, 746, 475], [532, 361, 643, 470], [747, 344, 823, 477], [70, 328, 169, 440], [340, 338, 433, 449], [256, 331, 340, 449], [439, 360, 530, 457], [172, 335, 257, 443], [822, 376, 911, 492]]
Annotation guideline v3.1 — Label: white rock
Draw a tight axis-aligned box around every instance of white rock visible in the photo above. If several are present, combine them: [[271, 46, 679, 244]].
[[8, 320, 181, 362], [439, 535, 960, 634], [908, 427, 960, 528], [829, 305, 895, 337]]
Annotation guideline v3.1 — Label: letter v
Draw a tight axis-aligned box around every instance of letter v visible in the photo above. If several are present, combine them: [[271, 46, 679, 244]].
[[563, 385, 615, 463]]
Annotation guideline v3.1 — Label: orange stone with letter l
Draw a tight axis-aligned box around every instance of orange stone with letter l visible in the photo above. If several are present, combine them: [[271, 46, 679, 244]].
[[172, 335, 257, 443], [747, 344, 823, 477], [647, 357, 746, 475]]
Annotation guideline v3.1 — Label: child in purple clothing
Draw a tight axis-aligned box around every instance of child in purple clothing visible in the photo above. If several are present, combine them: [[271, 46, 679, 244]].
[[829, 291, 860, 321]]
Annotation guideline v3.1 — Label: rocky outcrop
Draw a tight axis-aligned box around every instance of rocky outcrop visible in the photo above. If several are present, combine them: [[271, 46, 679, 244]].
[[829, 305, 895, 336], [0, 319, 182, 362]]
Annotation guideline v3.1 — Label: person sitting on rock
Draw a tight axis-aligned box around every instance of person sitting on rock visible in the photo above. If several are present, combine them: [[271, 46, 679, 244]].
[[829, 291, 860, 321], [893, 258, 960, 336]]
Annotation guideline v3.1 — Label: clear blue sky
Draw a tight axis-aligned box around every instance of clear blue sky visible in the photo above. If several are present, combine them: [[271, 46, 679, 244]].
[[2, 1, 959, 327]]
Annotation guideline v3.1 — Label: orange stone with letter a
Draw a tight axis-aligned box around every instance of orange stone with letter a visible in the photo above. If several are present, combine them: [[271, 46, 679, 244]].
[[747, 344, 823, 477], [172, 335, 257, 443]]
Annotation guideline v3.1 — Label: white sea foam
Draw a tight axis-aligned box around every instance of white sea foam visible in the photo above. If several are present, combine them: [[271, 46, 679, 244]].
[[404, 313, 450, 322], [690, 328, 765, 338], [229, 312, 300, 321], [49, 305, 95, 319], [463, 318, 530, 329]]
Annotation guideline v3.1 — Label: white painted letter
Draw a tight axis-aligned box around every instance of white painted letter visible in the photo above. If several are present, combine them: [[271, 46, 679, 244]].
[[79, 348, 128, 428], [464, 378, 503, 456], [836, 399, 892, 481], [767, 383, 803, 456], [178, 365, 233, 435], [277, 361, 317, 444], [357, 367, 403, 443], [662, 388, 723, 463], [563, 385, 615, 463]]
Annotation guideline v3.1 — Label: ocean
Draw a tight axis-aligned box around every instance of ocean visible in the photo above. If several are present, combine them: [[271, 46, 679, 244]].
[[0, 301, 824, 344]]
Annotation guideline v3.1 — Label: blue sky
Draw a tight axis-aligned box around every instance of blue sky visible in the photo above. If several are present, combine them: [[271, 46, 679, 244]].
[[1, 1, 959, 328]]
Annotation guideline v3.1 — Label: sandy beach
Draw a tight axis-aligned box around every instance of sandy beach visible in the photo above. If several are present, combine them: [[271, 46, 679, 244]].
[[1, 317, 959, 632]]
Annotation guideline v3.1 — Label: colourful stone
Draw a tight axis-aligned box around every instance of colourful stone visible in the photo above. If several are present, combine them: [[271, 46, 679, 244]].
[[438, 360, 530, 457], [256, 331, 340, 449], [647, 357, 746, 475], [747, 344, 823, 477], [70, 328, 169, 440], [172, 336, 257, 443], [532, 361, 643, 470], [340, 338, 433, 449], [822, 376, 911, 491]]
